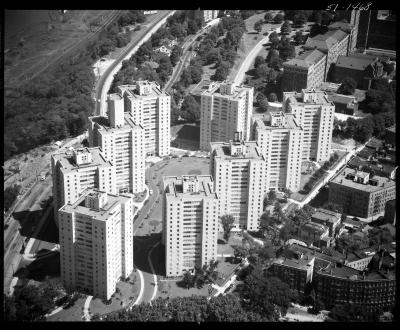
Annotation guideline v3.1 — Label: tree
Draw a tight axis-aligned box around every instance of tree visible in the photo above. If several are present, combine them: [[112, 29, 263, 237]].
[[293, 31, 304, 45], [212, 62, 229, 81], [254, 20, 263, 33], [206, 48, 220, 65], [337, 77, 357, 95], [254, 55, 265, 69], [294, 12, 307, 27], [268, 92, 278, 102], [264, 13, 273, 23], [170, 22, 186, 39], [258, 98, 269, 112], [280, 20, 292, 35], [322, 202, 343, 214], [170, 45, 183, 66], [274, 13, 284, 24], [278, 38, 295, 61], [221, 214, 235, 241], [269, 31, 280, 49], [180, 95, 200, 122], [282, 188, 292, 199], [273, 201, 284, 223], [267, 190, 277, 204], [179, 270, 195, 289], [256, 64, 271, 79]]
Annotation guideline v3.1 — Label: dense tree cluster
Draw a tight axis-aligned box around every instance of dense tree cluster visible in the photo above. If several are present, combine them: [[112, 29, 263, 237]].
[[178, 260, 219, 289], [94, 294, 268, 322], [3, 283, 59, 321]]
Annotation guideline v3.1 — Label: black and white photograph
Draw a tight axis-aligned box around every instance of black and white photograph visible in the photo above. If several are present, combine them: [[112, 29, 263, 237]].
[[3, 6, 397, 322]]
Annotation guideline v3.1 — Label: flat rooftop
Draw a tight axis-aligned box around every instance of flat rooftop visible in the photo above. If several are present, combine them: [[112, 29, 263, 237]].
[[312, 208, 341, 224], [284, 90, 334, 107], [336, 54, 377, 71], [59, 189, 135, 222], [201, 81, 253, 100], [210, 141, 264, 160], [253, 112, 301, 131], [330, 166, 395, 192], [52, 147, 113, 172], [164, 175, 217, 199], [117, 81, 169, 99], [89, 113, 143, 133]]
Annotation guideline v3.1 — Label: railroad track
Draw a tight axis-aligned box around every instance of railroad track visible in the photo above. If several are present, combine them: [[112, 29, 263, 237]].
[[13, 10, 122, 86]]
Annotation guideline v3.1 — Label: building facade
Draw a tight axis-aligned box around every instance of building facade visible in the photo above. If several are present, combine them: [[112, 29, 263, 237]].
[[252, 112, 303, 192], [304, 29, 350, 80], [283, 90, 335, 163], [328, 167, 396, 218], [51, 147, 116, 226], [203, 10, 218, 22], [200, 81, 254, 151], [88, 97, 145, 194], [58, 189, 135, 300], [282, 49, 327, 92], [210, 139, 266, 231], [116, 81, 170, 157], [162, 175, 219, 277]]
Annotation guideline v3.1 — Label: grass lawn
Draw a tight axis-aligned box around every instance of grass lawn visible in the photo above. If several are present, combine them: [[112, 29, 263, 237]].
[[215, 257, 240, 286], [228, 13, 281, 81], [46, 297, 87, 322], [157, 280, 210, 299], [90, 272, 141, 316]]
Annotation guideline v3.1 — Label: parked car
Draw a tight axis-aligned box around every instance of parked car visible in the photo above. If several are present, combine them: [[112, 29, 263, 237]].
[[149, 189, 154, 195]]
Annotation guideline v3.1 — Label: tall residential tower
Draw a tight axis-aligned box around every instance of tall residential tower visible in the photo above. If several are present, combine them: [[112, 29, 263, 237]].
[[163, 175, 219, 277], [210, 138, 266, 231], [200, 81, 254, 151]]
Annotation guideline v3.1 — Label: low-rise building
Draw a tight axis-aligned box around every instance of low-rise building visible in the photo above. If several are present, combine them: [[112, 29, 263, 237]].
[[385, 125, 396, 146], [328, 166, 396, 218], [297, 222, 331, 248], [333, 53, 383, 89], [348, 156, 397, 180], [327, 92, 358, 115], [270, 244, 396, 313], [311, 208, 341, 237]]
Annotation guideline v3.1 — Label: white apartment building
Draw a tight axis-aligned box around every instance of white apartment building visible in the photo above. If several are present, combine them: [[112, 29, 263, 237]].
[[88, 95, 145, 194], [200, 81, 254, 151], [283, 89, 335, 163], [162, 175, 219, 277], [116, 81, 170, 157], [203, 10, 219, 22], [58, 189, 135, 300], [252, 112, 303, 192], [51, 147, 116, 226], [210, 138, 266, 231]]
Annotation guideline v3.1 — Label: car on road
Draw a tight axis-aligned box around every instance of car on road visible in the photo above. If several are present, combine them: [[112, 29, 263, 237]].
[[149, 189, 154, 195]]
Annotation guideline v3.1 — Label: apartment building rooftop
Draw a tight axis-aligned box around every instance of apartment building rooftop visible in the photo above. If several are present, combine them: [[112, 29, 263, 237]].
[[211, 140, 264, 160], [253, 112, 301, 130], [284, 89, 334, 106], [116, 80, 170, 99], [283, 49, 326, 68], [328, 21, 354, 32], [201, 80, 253, 99], [164, 175, 217, 199], [301, 222, 328, 234], [52, 147, 113, 172], [330, 166, 395, 192], [89, 113, 143, 133], [59, 189, 134, 222]]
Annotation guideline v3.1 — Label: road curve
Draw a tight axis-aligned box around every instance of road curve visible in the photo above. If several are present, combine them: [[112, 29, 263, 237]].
[[233, 25, 282, 85]]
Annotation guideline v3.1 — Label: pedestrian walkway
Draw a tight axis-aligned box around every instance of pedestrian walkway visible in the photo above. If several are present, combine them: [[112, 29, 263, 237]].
[[83, 295, 93, 321]]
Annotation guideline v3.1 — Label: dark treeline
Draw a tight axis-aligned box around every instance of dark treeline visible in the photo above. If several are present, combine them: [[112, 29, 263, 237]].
[[4, 11, 145, 161]]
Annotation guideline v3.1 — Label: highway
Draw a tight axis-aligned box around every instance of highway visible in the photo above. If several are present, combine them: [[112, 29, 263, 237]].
[[95, 10, 176, 116]]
